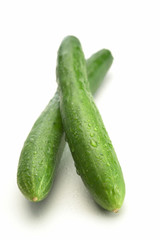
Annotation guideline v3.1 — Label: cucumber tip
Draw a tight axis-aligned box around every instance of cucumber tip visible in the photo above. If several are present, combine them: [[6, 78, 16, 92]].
[[113, 208, 119, 213], [32, 197, 38, 202]]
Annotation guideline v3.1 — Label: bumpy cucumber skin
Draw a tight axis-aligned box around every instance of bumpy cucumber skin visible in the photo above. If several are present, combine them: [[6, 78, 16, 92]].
[[17, 93, 65, 202], [57, 36, 125, 212], [17, 48, 113, 202]]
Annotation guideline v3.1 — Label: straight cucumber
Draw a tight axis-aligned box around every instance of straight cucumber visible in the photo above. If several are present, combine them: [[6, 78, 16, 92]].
[[17, 48, 113, 202], [57, 36, 125, 212]]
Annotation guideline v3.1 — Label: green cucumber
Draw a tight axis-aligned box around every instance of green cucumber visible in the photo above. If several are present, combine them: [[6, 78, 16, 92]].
[[17, 48, 113, 202], [57, 36, 125, 212]]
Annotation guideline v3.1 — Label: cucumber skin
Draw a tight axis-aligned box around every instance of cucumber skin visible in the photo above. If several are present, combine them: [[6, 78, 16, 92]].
[[57, 36, 125, 212], [17, 48, 113, 202], [17, 93, 65, 202]]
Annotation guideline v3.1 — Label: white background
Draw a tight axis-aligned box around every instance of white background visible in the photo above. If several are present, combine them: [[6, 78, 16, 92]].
[[0, 0, 160, 239]]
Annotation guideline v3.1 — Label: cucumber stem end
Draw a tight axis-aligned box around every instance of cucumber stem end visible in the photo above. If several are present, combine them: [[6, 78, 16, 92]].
[[113, 208, 119, 213], [32, 197, 38, 202]]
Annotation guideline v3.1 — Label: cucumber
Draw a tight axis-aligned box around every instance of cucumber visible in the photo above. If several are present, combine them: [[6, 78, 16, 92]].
[[57, 36, 125, 212], [17, 48, 113, 202]]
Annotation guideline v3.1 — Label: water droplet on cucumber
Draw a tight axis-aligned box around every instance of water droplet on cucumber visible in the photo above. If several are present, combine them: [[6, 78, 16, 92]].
[[90, 140, 97, 147]]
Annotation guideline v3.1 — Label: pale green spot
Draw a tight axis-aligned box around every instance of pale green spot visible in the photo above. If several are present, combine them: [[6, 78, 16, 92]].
[[90, 140, 97, 147]]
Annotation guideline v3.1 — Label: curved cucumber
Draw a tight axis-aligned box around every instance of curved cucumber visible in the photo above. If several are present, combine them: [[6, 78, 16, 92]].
[[57, 36, 125, 212], [17, 48, 113, 202]]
